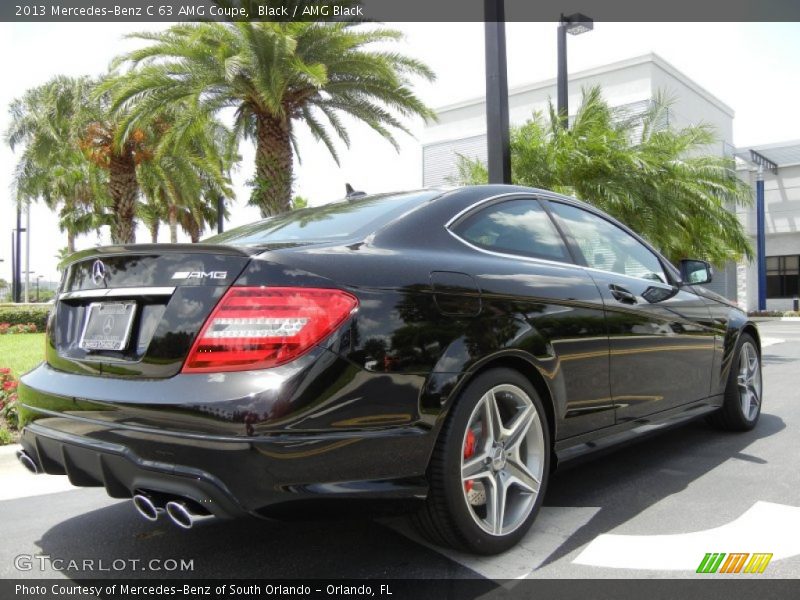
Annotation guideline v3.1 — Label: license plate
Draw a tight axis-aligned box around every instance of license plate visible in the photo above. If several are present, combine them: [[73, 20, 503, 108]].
[[79, 301, 137, 351]]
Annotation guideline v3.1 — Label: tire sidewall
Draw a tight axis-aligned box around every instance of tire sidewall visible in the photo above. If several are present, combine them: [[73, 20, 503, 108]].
[[728, 333, 762, 429]]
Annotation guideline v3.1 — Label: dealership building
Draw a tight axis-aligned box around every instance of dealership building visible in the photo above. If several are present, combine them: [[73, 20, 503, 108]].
[[421, 53, 800, 312]]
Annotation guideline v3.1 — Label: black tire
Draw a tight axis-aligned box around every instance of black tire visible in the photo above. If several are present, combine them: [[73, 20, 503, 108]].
[[708, 332, 762, 432], [414, 368, 550, 555]]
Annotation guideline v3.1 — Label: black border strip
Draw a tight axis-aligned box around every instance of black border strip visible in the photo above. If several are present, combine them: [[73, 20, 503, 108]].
[[3, 0, 800, 23]]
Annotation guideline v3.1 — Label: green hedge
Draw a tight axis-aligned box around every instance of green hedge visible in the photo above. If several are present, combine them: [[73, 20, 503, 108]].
[[0, 304, 51, 330]]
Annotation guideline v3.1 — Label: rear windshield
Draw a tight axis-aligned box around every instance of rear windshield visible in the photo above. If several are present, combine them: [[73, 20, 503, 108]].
[[207, 191, 439, 246]]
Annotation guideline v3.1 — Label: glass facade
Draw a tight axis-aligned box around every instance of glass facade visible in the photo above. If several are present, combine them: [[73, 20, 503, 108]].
[[766, 255, 800, 298]]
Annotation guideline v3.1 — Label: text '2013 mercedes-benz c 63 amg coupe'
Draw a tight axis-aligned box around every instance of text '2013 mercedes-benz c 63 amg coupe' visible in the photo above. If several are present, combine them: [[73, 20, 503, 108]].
[[17, 185, 762, 554]]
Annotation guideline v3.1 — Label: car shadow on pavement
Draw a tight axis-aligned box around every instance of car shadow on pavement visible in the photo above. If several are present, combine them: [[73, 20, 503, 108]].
[[31, 415, 785, 580], [34, 499, 479, 580], [540, 412, 786, 567], [761, 354, 797, 366]]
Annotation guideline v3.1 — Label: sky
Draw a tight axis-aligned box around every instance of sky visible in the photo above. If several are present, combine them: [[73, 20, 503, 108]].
[[2, 21, 800, 289]]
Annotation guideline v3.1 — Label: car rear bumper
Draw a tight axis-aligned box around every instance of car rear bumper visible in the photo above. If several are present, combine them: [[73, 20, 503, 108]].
[[20, 420, 249, 518], [17, 360, 441, 516]]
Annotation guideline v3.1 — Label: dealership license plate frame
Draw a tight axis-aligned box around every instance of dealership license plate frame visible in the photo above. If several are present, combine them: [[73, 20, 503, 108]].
[[78, 301, 137, 352]]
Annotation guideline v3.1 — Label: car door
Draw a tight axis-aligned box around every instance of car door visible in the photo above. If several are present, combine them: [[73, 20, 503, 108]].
[[449, 196, 613, 439], [546, 200, 716, 423]]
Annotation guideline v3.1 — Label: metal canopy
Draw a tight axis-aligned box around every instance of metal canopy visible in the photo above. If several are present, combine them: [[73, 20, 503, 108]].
[[748, 150, 778, 174], [736, 141, 800, 172]]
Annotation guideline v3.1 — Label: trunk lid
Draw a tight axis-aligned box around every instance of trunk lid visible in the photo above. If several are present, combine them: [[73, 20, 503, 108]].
[[48, 244, 253, 378]]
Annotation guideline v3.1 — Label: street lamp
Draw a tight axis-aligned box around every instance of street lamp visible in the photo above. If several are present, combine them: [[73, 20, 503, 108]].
[[557, 12, 594, 128]]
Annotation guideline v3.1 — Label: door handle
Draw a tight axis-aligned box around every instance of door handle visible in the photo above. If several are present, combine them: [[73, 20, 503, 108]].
[[609, 284, 638, 304]]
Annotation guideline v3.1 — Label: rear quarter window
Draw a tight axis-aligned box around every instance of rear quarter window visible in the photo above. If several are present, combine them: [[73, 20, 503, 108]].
[[453, 199, 570, 261]]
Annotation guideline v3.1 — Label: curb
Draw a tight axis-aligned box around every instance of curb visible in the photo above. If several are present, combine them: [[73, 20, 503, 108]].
[[749, 317, 800, 322], [0, 443, 22, 457]]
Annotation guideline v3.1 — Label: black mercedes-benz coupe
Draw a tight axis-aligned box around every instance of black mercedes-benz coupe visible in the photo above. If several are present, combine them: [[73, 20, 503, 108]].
[[17, 185, 762, 554]]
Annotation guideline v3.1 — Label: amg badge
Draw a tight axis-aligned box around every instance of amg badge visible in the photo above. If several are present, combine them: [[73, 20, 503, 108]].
[[171, 271, 228, 280]]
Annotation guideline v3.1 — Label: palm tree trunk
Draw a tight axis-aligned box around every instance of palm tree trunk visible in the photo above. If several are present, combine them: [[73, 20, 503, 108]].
[[253, 113, 293, 217], [186, 214, 201, 243], [149, 221, 159, 243], [168, 204, 178, 243], [109, 150, 138, 244], [67, 230, 76, 254]]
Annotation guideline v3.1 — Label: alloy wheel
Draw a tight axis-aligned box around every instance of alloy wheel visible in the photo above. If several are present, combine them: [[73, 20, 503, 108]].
[[460, 384, 545, 536], [737, 341, 762, 422]]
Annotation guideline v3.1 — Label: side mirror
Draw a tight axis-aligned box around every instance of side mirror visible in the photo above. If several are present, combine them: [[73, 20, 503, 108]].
[[680, 259, 713, 285]]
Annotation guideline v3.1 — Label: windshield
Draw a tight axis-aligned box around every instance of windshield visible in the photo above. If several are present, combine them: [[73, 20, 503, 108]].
[[207, 191, 439, 246]]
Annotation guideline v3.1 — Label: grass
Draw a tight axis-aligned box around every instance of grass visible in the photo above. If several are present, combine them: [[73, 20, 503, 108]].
[[0, 333, 46, 378], [0, 427, 14, 445]]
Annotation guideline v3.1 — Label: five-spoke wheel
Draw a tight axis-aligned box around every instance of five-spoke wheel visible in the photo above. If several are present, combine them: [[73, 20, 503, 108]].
[[737, 341, 762, 423], [415, 368, 550, 554], [460, 384, 545, 536], [709, 332, 762, 431]]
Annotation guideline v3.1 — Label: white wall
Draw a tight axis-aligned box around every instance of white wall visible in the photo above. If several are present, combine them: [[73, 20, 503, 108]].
[[648, 60, 734, 153], [423, 56, 655, 146], [737, 163, 800, 311], [422, 53, 735, 187]]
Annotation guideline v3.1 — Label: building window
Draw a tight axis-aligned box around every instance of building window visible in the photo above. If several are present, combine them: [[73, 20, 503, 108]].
[[766, 255, 800, 298]]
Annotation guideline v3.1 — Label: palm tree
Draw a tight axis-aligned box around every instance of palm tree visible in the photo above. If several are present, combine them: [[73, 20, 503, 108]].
[[453, 87, 753, 265], [177, 198, 222, 243], [136, 194, 167, 243], [103, 21, 435, 216], [6, 76, 110, 253], [136, 105, 237, 243], [78, 83, 156, 245]]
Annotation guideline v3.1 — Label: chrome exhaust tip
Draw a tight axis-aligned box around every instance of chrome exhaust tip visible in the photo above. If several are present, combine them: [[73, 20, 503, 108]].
[[16, 450, 39, 474], [132, 493, 162, 522], [165, 500, 211, 530]]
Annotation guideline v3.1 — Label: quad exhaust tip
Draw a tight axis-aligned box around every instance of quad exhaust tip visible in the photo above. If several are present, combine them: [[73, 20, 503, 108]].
[[165, 500, 212, 530], [16, 450, 39, 474], [132, 493, 162, 522], [131, 493, 213, 529]]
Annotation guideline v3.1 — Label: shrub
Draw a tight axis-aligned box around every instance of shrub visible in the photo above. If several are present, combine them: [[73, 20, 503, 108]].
[[0, 368, 20, 431], [0, 305, 50, 331], [0, 322, 38, 335], [0, 426, 14, 446], [748, 310, 800, 318]]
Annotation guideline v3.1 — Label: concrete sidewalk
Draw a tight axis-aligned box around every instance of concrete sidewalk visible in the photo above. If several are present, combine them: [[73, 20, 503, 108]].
[[0, 443, 77, 501]]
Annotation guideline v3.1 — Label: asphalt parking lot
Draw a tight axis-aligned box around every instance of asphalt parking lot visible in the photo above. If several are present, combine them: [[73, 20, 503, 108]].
[[1, 320, 798, 581]]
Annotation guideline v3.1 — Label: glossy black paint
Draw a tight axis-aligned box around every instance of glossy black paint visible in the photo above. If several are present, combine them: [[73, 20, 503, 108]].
[[19, 185, 759, 518], [50, 247, 251, 378]]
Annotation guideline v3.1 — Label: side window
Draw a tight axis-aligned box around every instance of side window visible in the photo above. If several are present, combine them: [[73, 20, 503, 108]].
[[453, 199, 570, 262], [549, 202, 667, 283]]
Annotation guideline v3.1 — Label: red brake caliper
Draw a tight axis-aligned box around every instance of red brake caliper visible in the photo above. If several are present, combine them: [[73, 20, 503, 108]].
[[463, 429, 476, 493]]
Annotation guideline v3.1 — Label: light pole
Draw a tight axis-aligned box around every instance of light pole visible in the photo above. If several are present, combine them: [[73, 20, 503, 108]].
[[217, 195, 225, 234], [557, 13, 593, 129], [14, 204, 23, 303], [484, 0, 511, 184], [11, 226, 26, 303], [24, 204, 31, 303]]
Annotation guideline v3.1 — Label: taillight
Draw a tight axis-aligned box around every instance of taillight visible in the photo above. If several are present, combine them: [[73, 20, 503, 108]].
[[182, 287, 358, 373]]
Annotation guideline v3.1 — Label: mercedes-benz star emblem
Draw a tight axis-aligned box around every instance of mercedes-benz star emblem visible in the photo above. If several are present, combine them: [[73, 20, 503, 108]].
[[91, 259, 107, 286], [102, 316, 116, 335]]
